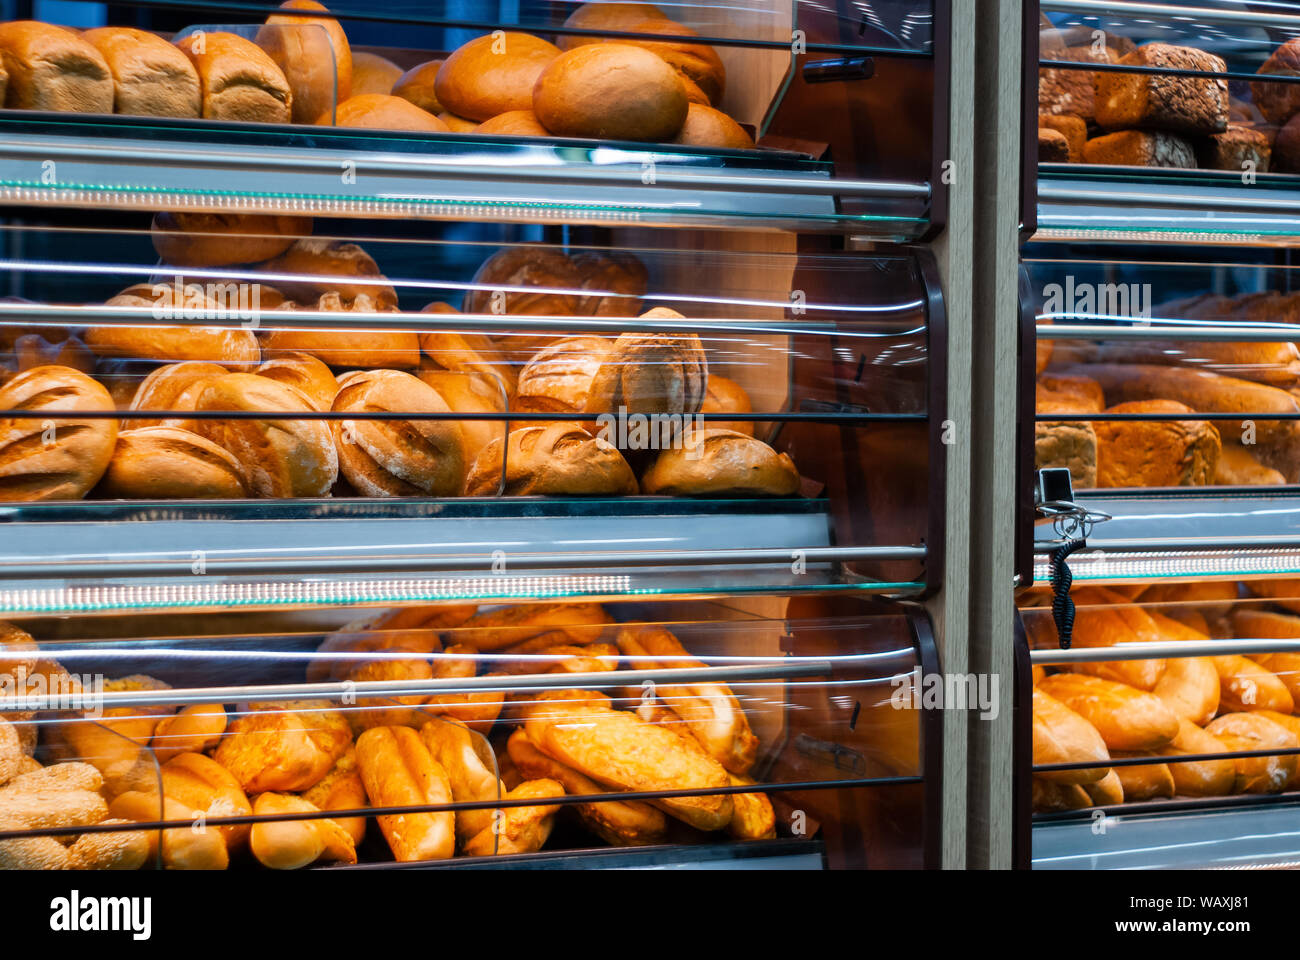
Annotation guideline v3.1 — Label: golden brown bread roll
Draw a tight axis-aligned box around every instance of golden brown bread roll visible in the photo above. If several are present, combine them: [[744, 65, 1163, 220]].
[[127, 360, 226, 429], [1165, 718, 1236, 797], [435, 32, 560, 122], [175, 31, 292, 123], [1230, 608, 1300, 704], [558, 3, 668, 50], [213, 701, 350, 793], [641, 428, 799, 497], [1204, 712, 1299, 794], [1253, 711, 1300, 789], [419, 643, 506, 729], [459, 603, 612, 652], [332, 369, 467, 496], [0, 366, 118, 501], [700, 374, 753, 436], [327, 93, 450, 132], [81, 27, 200, 118], [261, 325, 420, 371], [1081, 769, 1124, 806], [616, 625, 759, 774], [391, 59, 443, 114], [672, 102, 752, 148], [259, 0, 352, 125], [418, 717, 502, 845], [191, 374, 338, 497], [301, 747, 367, 845], [475, 109, 551, 136], [1065, 602, 1167, 691], [160, 752, 253, 849], [593, 17, 724, 104], [418, 326, 517, 397], [349, 50, 401, 96], [86, 319, 261, 371], [151, 211, 311, 267], [585, 325, 708, 417], [1032, 688, 1111, 784], [462, 778, 564, 856], [254, 351, 338, 412], [1031, 778, 1094, 813], [255, 238, 398, 310], [355, 725, 456, 862], [463, 246, 583, 317], [515, 336, 611, 414], [1037, 673, 1180, 752], [1150, 651, 1220, 727], [107, 791, 229, 870], [1094, 400, 1220, 488], [150, 704, 228, 763], [1216, 443, 1287, 486], [1111, 752, 1176, 800], [570, 252, 647, 317], [0, 21, 113, 113], [534, 44, 688, 141], [463, 422, 638, 496], [249, 791, 356, 868], [414, 368, 508, 467], [1211, 654, 1294, 713], [98, 426, 248, 499], [522, 694, 733, 830]]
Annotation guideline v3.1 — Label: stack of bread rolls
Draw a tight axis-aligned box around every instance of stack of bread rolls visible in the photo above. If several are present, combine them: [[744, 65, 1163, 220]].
[[1, 233, 799, 503], [1025, 581, 1300, 811], [1035, 289, 1300, 490], [2, 604, 779, 868], [0, 2, 758, 149]]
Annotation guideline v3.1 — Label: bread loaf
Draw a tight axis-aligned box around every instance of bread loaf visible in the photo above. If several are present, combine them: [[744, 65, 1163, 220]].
[[1039, 44, 1111, 123], [1038, 113, 1085, 162], [418, 717, 502, 845], [258, 0, 352, 124], [1229, 608, 1300, 704], [641, 428, 799, 497], [256, 239, 398, 309], [1111, 752, 1176, 800], [175, 31, 292, 123], [127, 360, 226, 429], [1094, 400, 1220, 488], [459, 602, 612, 652], [355, 725, 456, 862], [152, 211, 311, 267], [160, 752, 253, 849], [584, 324, 708, 416], [81, 27, 200, 117], [150, 704, 228, 763], [391, 59, 443, 114], [0, 21, 113, 113], [98, 426, 248, 499], [0, 366, 118, 501], [414, 368, 508, 466], [1166, 718, 1236, 797], [86, 319, 260, 370], [1095, 43, 1228, 135], [1204, 712, 1298, 793], [213, 701, 350, 793], [191, 374, 338, 497], [558, 3, 668, 50], [1198, 124, 1272, 173], [1032, 688, 1113, 785], [1037, 673, 1180, 751], [328, 93, 450, 131], [475, 109, 551, 136], [438, 110, 478, 132], [700, 374, 753, 436], [1084, 129, 1195, 167], [1252, 39, 1300, 126], [254, 352, 338, 411], [579, 17, 724, 105], [463, 246, 582, 317], [463, 422, 638, 496], [1243, 579, 1300, 615], [250, 791, 356, 868], [1039, 128, 1070, 162], [462, 778, 564, 856], [349, 50, 401, 96], [331, 369, 467, 496], [1212, 654, 1294, 714], [301, 747, 367, 844], [515, 336, 611, 414], [435, 32, 560, 122], [570, 252, 648, 317], [418, 326, 517, 397], [1217, 443, 1287, 486], [533, 44, 688, 141]]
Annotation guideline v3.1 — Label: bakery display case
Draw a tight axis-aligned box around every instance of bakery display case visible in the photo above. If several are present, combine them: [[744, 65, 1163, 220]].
[[0, 0, 951, 873], [1019, 0, 1300, 870]]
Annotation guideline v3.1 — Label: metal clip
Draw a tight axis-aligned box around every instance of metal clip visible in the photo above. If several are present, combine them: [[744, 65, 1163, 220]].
[[1033, 468, 1110, 545]]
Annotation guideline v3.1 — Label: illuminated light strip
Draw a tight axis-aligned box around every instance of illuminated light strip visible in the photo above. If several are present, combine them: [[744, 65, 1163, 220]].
[[1033, 547, 1300, 583], [1033, 227, 1273, 246]]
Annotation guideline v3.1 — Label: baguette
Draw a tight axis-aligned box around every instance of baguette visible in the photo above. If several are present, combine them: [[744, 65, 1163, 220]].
[[1110, 752, 1175, 800], [159, 751, 253, 849], [1037, 673, 1180, 751], [1165, 718, 1236, 797], [461, 778, 564, 856], [300, 747, 367, 845], [418, 717, 503, 845], [1204, 712, 1299, 793], [249, 792, 356, 868], [1253, 711, 1300, 789], [1211, 654, 1294, 713], [355, 726, 455, 862], [1231, 608, 1300, 703], [1068, 601, 1168, 690], [1031, 688, 1111, 784]]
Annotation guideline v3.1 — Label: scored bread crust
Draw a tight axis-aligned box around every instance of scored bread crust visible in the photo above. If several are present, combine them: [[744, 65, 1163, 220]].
[[515, 336, 611, 414], [462, 422, 638, 497], [0, 365, 119, 502], [254, 351, 339, 412], [255, 238, 398, 308], [414, 367, 509, 467], [99, 426, 248, 499], [640, 428, 799, 497], [331, 369, 467, 497], [584, 325, 708, 417], [570, 252, 648, 316], [463, 246, 584, 317], [127, 360, 227, 429], [151, 211, 310, 267]]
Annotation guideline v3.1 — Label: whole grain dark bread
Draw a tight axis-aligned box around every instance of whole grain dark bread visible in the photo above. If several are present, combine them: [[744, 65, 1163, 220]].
[[1039, 127, 1071, 162], [1095, 43, 1228, 135], [1083, 129, 1194, 167], [1040, 44, 1112, 122], [1196, 123, 1271, 172], [1275, 113, 1300, 173], [1040, 113, 1086, 161], [1252, 38, 1300, 126]]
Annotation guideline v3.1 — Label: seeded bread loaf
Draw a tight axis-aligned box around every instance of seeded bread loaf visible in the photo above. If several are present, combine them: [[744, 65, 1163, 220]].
[[1197, 124, 1272, 173], [1095, 43, 1228, 135], [1084, 129, 1195, 167]]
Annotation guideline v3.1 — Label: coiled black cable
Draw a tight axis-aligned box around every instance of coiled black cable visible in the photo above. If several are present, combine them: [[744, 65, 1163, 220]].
[[1049, 538, 1086, 649]]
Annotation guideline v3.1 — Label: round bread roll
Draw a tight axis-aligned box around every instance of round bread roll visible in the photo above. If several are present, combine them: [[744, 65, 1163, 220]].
[[327, 93, 450, 132], [585, 327, 708, 416], [589, 18, 725, 106], [151, 212, 312, 267], [673, 103, 753, 149], [515, 336, 612, 414], [191, 374, 338, 497], [463, 246, 582, 317], [350, 51, 402, 95], [128, 360, 228, 429], [255, 239, 398, 308], [81, 27, 201, 118], [437, 111, 479, 132], [415, 368, 509, 467], [259, 0, 353, 124], [533, 44, 688, 141], [332, 369, 467, 497], [641, 428, 799, 497], [0, 21, 114, 113], [1252, 39, 1300, 126], [98, 427, 248, 499], [571, 251, 647, 316], [254, 352, 339, 411], [463, 422, 637, 496], [558, 3, 669, 50], [86, 302, 261, 370], [701, 374, 753, 436], [391, 59, 444, 114], [475, 109, 551, 137], [0, 366, 118, 501], [175, 31, 292, 124], [434, 32, 561, 122], [418, 320, 517, 397]]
